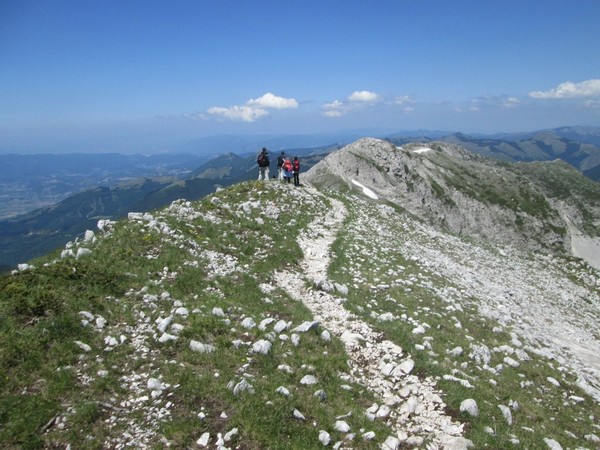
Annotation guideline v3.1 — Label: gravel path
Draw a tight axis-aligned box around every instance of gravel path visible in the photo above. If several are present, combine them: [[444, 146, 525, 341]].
[[274, 187, 473, 450]]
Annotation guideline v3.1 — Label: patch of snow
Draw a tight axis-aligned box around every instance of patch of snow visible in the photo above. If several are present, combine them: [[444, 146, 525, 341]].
[[350, 179, 379, 200]]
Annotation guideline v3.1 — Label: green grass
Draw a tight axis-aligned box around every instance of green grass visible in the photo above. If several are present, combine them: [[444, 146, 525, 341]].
[[0, 181, 394, 449]]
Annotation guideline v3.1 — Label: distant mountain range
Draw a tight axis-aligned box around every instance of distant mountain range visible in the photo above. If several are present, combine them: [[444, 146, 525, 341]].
[[1, 127, 599, 270]]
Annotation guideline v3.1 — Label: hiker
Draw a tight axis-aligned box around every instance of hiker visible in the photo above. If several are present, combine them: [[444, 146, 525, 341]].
[[282, 157, 293, 183], [257, 147, 270, 181], [277, 151, 285, 181], [292, 156, 300, 186]]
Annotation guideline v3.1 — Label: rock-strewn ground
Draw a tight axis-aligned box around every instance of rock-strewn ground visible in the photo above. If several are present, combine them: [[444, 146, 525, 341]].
[[4, 178, 600, 449]]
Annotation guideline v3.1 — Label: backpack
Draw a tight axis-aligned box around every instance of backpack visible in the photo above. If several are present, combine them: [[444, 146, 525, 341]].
[[257, 153, 268, 166], [283, 160, 292, 171], [293, 160, 300, 172]]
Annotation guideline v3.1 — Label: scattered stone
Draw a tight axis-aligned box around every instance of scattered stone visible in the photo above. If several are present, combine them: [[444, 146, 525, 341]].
[[300, 375, 318, 385], [319, 430, 331, 445], [252, 339, 272, 354], [334, 420, 350, 433], [460, 399, 479, 417], [498, 404, 513, 425], [233, 379, 254, 396], [189, 340, 215, 353], [543, 438, 563, 450], [196, 432, 210, 447]]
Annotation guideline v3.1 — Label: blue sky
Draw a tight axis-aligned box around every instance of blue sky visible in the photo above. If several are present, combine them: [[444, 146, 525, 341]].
[[1, 0, 600, 153]]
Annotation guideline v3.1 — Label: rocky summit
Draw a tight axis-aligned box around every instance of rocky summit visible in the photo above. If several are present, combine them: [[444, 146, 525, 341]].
[[1, 139, 599, 449]]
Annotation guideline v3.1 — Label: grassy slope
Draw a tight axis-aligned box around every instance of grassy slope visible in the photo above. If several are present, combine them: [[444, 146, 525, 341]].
[[0, 182, 389, 449], [2, 180, 599, 449]]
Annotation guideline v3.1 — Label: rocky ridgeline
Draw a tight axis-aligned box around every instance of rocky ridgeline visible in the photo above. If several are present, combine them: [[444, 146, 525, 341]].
[[305, 137, 600, 270]]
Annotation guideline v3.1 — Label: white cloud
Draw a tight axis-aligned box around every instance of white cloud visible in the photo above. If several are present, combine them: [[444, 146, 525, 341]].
[[321, 91, 381, 118], [502, 97, 520, 108], [321, 100, 348, 117], [247, 92, 298, 109], [207, 92, 298, 122], [207, 105, 269, 122], [529, 79, 600, 99], [347, 90, 380, 103], [395, 95, 414, 106]]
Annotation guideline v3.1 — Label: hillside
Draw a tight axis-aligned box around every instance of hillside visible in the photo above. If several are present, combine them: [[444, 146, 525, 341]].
[[0, 147, 332, 270], [1, 145, 599, 449], [306, 138, 600, 270]]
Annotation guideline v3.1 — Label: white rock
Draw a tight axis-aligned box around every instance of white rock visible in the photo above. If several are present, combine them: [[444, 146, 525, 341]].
[[412, 325, 426, 334], [189, 340, 215, 353], [74, 341, 91, 352], [278, 364, 293, 374], [362, 431, 376, 440], [158, 332, 178, 343], [175, 307, 189, 317], [292, 321, 319, 333], [334, 420, 350, 433], [340, 330, 364, 344], [274, 320, 289, 333], [157, 316, 173, 333], [498, 404, 512, 425], [212, 307, 225, 317], [104, 336, 118, 347], [147, 378, 165, 391], [321, 330, 331, 341], [258, 318, 276, 330], [399, 396, 419, 415], [543, 438, 563, 450], [504, 356, 520, 367], [319, 430, 331, 445], [76, 248, 92, 259], [396, 359, 415, 375], [460, 399, 479, 417], [224, 427, 238, 441], [376, 404, 391, 418], [252, 339, 272, 354], [382, 435, 400, 450], [241, 317, 256, 329], [547, 377, 561, 387], [276, 386, 290, 396], [293, 409, 305, 420], [197, 432, 210, 447], [95, 316, 107, 329], [447, 346, 464, 357], [300, 375, 318, 385], [233, 379, 254, 395], [585, 434, 600, 443]]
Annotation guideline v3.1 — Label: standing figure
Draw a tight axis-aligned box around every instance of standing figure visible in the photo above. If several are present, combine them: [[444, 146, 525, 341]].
[[257, 147, 270, 181], [282, 157, 293, 183], [277, 151, 285, 181], [292, 156, 300, 186]]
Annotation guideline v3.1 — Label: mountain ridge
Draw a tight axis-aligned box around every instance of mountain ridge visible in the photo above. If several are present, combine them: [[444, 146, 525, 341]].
[[1, 173, 598, 448], [305, 138, 600, 270]]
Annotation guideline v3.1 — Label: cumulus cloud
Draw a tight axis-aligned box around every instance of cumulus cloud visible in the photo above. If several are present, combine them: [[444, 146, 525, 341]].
[[321, 90, 381, 118], [529, 79, 600, 99], [207, 92, 298, 122], [347, 90, 380, 103], [247, 92, 298, 109], [207, 106, 269, 122]]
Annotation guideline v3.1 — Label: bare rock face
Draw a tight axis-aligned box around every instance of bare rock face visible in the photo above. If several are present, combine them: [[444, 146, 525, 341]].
[[305, 137, 600, 266]]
